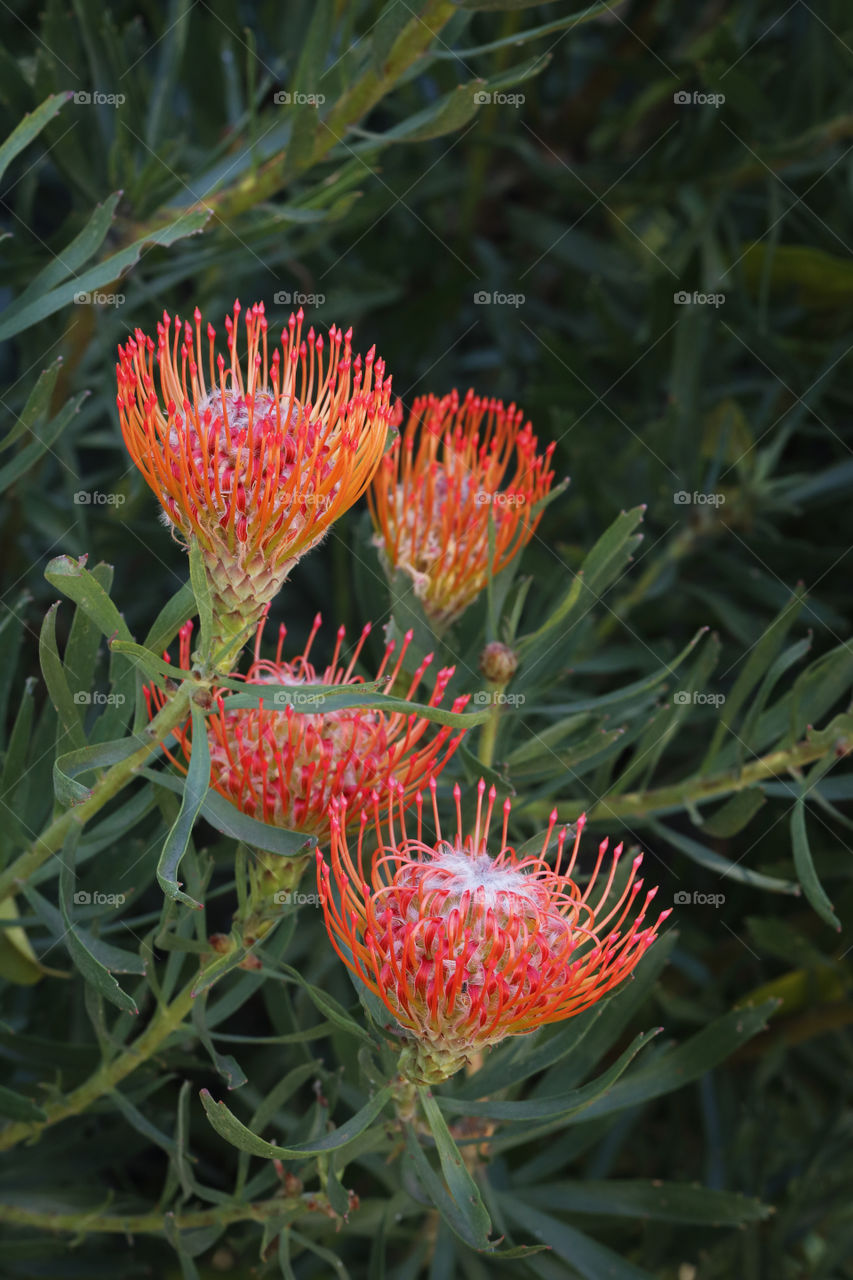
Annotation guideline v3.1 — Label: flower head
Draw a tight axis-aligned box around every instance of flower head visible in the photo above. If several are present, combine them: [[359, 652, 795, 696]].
[[117, 301, 395, 655], [369, 390, 558, 630], [147, 615, 470, 842], [318, 779, 670, 1084]]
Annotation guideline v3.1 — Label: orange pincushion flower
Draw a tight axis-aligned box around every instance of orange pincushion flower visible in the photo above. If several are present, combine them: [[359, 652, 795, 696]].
[[368, 390, 558, 630], [318, 779, 669, 1084], [147, 616, 470, 842], [117, 301, 395, 655]]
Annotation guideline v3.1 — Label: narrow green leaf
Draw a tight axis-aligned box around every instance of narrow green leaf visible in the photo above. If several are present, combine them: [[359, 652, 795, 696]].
[[514, 1179, 771, 1224], [39, 603, 86, 752], [650, 821, 799, 895], [791, 795, 840, 929], [0, 92, 70, 184], [440, 1028, 659, 1120], [0, 360, 62, 452], [144, 580, 196, 656], [500, 1196, 654, 1280], [157, 703, 210, 909], [700, 788, 766, 838], [199, 1084, 392, 1158], [0, 209, 211, 341], [187, 540, 213, 663], [419, 1087, 494, 1248], [577, 1000, 779, 1121], [45, 555, 132, 644], [15, 193, 121, 306], [0, 1084, 47, 1122], [58, 828, 138, 1014], [0, 392, 87, 494]]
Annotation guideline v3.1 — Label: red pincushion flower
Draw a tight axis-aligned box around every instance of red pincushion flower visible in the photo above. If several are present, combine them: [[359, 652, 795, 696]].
[[147, 616, 470, 842], [368, 390, 558, 630], [117, 301, 395, 657], [318, 779, 670, 1083]]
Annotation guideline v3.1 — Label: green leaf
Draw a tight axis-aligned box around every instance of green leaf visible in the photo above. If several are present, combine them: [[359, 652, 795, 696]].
[[39, 603, 86, 753], [199, 1084, 392, 1159], [499, 1196, 655, 1280], [143, 580, 196, 656], [187, 540, 214, 663], [54, 732, 153, 807], [699, 787, 767, 837], [513, 1179, 772, 1224], [0, 359, 62, 452], [57, 828, 138, 1014], [701, 586, 804, 771], [0, 392, 88, 495], [44, 556, 132, 644], [577, 1000, 779, 1121], [650, 821, 800, 895], [418, 1087, 494, 1249], [140, 767, 317, 859], [439, 1028, 659, 1120], [0, 208, 211, 341], [0, 92, 70, 184], [157, 703, 210, 909], [371, 0, 412, 73], [15, 193, 122, 306], [0, 1083, 47, 1122], [791, 793, 840, 930]]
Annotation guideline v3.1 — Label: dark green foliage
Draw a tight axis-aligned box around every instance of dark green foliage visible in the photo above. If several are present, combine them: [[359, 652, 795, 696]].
[[1, 1, 852, 1276]]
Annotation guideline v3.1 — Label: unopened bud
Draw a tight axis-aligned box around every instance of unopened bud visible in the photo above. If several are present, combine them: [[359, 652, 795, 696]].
[[479, 641, 519, 685]]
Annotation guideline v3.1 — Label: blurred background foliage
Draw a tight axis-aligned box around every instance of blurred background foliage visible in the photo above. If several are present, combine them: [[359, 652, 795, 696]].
[[2, 0, 853, 1276]]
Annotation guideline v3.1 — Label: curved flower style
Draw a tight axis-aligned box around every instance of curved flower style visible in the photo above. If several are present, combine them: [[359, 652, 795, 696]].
[[117, 301, 395, 655], [369, 389, 558, 630], [146, 616, 470, 842], [318, 779, 670, 1084]]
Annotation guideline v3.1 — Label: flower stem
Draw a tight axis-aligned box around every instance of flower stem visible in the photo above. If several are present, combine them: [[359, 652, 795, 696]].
[[478, 684, 505, 769], [520, 733, 840, 825], [0, 683, 196, 907], [0, 1192, 333, 1235]]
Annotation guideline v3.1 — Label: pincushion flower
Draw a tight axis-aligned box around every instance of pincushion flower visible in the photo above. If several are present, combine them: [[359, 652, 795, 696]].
[[147, 615, 470, 844], [369, 389, 558, 630], [117, 301, 395, 659], [318, 779, 670, 1085]]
